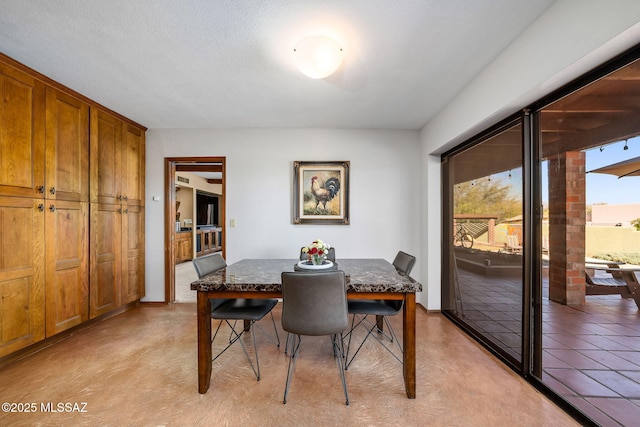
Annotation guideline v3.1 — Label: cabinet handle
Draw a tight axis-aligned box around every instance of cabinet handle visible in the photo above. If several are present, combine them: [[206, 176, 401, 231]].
[[118, 208, 123, 214], [118, 195, 123, 201], [124, 196, 129, 202], [124, 208, 129, 214], [49, 204, 56, 212], [38, 204, 44, 212], [38, 185, 45, 194], [50, 187, 56, 195]]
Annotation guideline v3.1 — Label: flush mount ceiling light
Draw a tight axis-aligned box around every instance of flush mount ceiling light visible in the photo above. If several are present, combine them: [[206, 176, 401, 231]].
[[293, 36, 344, 79]]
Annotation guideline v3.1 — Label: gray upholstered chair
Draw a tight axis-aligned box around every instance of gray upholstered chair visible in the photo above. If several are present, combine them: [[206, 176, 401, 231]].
[[344, 251, 416, 369], [280, 270, 349, 405], [299, 246, 336, 262], [192, 253, 280, 381]]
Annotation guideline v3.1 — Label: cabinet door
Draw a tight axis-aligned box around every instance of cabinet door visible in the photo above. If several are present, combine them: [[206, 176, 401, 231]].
[[90, 108, 122, 205], [89, 203, 122, 318], [0, 62, 45, 198], [45, 200, 88, 336], [121, 124, 145, 207], [181, 235, 193, 262], [122, 205, 144, 303], [45, 87, 89, 202], [0, 197, 45, 357]]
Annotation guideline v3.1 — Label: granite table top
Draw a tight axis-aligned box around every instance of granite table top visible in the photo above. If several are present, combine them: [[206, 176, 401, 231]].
[[191, 258, 422, 293]]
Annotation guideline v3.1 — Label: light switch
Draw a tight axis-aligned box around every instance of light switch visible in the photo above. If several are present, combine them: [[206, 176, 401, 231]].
[[230, 219, 236, 228], [152, 196, 160, 201]]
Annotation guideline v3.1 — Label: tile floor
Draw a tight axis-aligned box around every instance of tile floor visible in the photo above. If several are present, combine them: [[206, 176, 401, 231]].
[[456, 267, 640, 427]]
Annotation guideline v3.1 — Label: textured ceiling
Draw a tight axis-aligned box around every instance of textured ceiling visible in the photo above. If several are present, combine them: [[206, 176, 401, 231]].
[[0, 0, 555, 130]]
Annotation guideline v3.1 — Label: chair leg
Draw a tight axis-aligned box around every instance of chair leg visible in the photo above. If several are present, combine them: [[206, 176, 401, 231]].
[[252, 311, 281, 348], [283, 334, 301, 404], [344, 314, 403, 369], [332, 334, 350, 405], [211, 319, 262, 381], [228, 320, 262, 381]]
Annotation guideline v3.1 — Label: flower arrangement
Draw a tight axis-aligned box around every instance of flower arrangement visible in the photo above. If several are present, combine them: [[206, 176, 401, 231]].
[[301, 239, 331, 265]]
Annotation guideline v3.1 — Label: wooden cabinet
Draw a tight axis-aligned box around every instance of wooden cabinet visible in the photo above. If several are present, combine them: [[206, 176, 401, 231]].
[[90, 203, 145, 315], [89, 203, 121, 318], [45, 201, 88, 336], [0, 197, 45, 358], [89, 109, 146, 314], [45, 87, 89, 202], [175, 232, 193, 264], [0, 62, 45, 199], [196, 228, 222, 257], [90, 108, 145, 207], [90, 108, 122, 205], [0, 54, 145, 358], [121, 205, 145, 304], [122, 124, 145, 207], [42, 86, 90, 336]]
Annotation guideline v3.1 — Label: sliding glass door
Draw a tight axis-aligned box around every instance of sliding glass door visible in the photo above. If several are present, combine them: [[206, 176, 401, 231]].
[[442, 119, 525, 368], [442, 49, 640, 425]]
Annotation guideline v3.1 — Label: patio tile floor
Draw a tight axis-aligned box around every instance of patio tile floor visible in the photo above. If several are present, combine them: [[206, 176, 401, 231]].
[[456, 268, 640, 426]]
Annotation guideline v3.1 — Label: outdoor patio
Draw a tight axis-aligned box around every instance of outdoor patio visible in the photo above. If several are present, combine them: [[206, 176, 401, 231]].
[[457, 268, 640, 426]]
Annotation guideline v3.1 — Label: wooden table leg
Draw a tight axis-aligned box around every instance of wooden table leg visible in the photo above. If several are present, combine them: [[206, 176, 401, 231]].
[[622, 271, 640, 309], [375, 315, 384, 332], [403, 292, 416, 398], [197, 292, 212, 394]]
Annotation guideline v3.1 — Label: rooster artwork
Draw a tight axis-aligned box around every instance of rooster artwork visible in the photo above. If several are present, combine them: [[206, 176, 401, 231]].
[[295, 161, 349, 224], [310, 175, 340, 212]]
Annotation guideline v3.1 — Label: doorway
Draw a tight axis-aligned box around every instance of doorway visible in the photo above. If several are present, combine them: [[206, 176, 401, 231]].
[[164, 157, 226, 303]]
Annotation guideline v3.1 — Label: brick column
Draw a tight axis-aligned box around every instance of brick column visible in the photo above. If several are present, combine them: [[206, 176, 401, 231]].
[[488, 218, 495, 245], [548, 151, 586, 305]]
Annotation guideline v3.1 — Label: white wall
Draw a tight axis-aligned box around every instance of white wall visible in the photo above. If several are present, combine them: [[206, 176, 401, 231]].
[[144, 128, 422, 303], [143, 0, 640, 310], [420, 0, 640, 310]]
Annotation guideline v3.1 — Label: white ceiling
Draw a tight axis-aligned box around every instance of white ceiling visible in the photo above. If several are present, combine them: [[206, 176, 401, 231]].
[[0, 0, 555, 130]]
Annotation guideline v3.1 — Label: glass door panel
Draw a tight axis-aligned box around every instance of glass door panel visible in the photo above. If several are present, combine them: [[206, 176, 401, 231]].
[[443, 122, 524, 366]]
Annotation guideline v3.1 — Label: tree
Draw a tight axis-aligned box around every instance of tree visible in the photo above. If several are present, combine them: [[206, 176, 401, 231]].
[[454, 178, 521, 222]]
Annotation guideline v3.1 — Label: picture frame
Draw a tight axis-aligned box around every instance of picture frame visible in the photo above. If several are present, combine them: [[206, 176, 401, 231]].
[[293, 161, 350, 224]]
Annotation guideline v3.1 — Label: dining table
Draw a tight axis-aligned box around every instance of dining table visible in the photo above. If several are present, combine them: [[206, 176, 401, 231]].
[[191, 258, 423, 398]]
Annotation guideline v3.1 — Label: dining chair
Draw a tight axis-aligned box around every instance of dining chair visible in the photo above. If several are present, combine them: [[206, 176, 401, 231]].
[[343, 251, 416, 370], [280, 270, 350, 405], [192, 253, 280, 381], [299, 246, 336, 262]]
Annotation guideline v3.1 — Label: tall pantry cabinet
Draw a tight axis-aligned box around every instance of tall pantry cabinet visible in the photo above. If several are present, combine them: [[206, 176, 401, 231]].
[[0, 54, 145, 358], [89, 110, 145, 318]]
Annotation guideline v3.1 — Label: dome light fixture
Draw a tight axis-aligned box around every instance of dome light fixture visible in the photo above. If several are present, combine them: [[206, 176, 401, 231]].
[[293, 36, 344, 79]]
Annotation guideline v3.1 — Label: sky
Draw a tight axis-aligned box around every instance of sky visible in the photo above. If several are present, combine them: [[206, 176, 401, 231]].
[[583, 138, 640, 205], [540, 137, 640, 206]]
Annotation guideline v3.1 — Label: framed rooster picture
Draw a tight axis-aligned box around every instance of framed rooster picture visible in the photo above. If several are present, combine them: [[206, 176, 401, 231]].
[[293, 161, 350, 224]]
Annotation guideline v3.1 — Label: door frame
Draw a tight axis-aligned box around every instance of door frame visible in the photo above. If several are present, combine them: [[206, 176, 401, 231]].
[[164, 157, 226, 303]]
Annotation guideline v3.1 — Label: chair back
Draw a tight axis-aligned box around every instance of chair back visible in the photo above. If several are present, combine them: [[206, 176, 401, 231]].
[[192, 253, 227, 278], [192, 253, 230, 312], [281, 271, 348, 336], [299, 247, 336, 262], [393, 251, 416, 275]]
